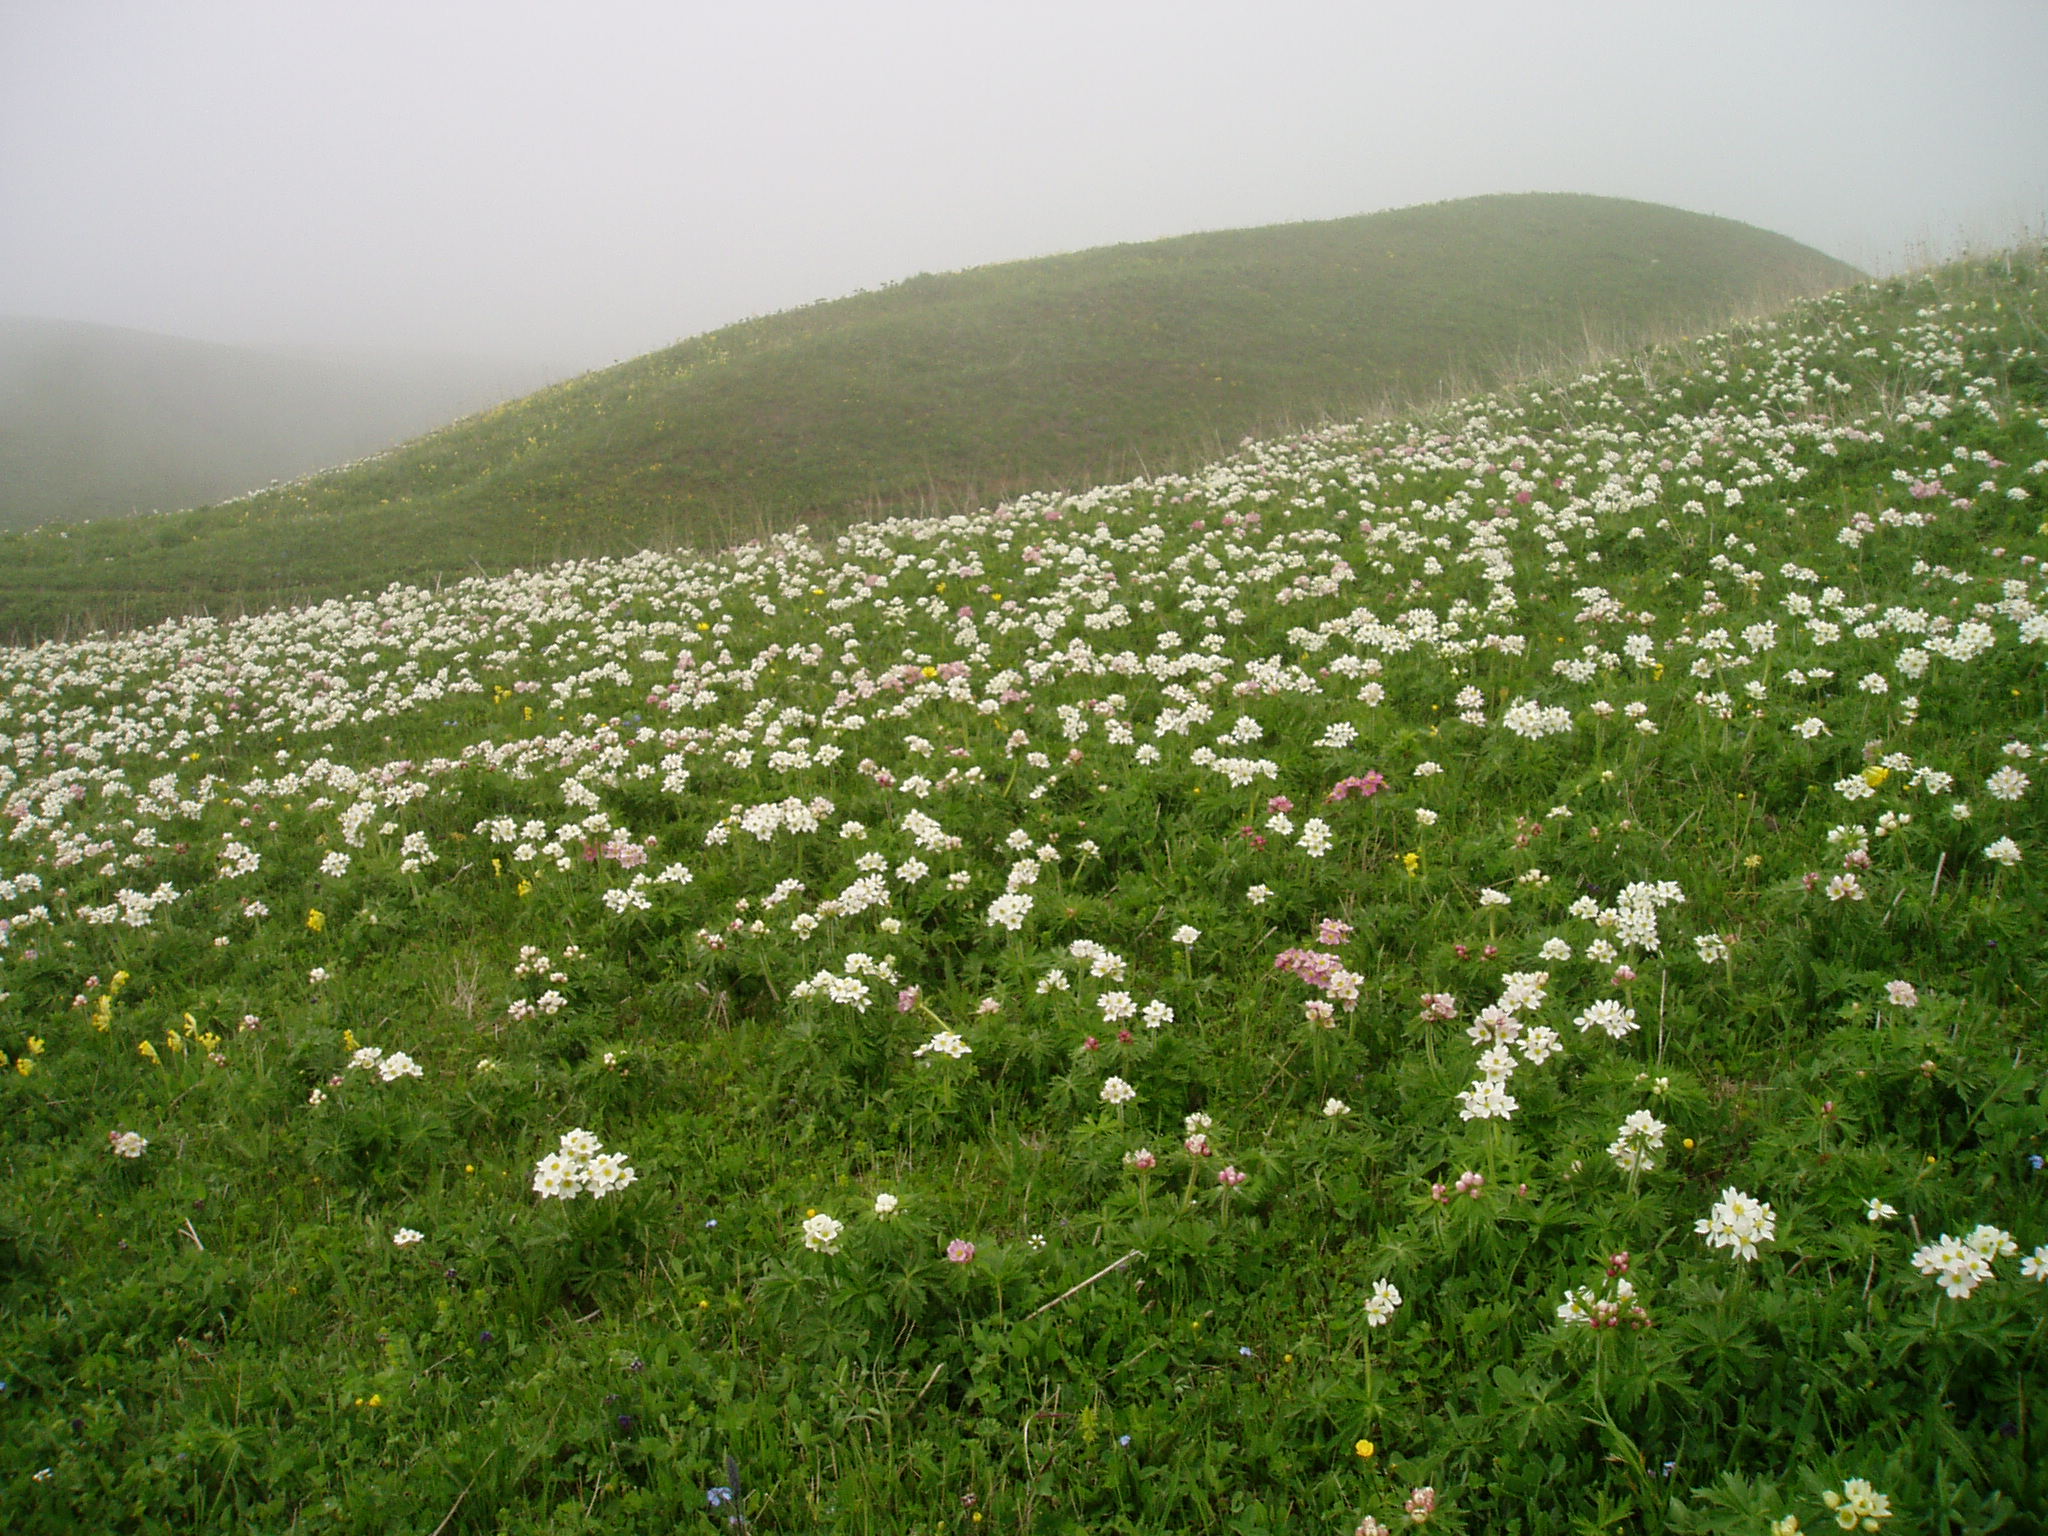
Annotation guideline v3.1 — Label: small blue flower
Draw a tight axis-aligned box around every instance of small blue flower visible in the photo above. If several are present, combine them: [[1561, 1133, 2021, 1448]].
[[1118, 1434, 1131, 1447], [705, 1218, 718, 1228], [1238, 1346, 1253, 1357], [2029, 1154, 2045, 1171], [706, 1485, 735, 1508]]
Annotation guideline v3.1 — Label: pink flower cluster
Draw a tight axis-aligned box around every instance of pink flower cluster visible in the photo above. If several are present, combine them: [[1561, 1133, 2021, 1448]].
[[1274, 948, 1363, 1012], [1274, 948, 1344, 987], [1326, 771, 1387, 803], [1432, 1170, 1486, 1204]]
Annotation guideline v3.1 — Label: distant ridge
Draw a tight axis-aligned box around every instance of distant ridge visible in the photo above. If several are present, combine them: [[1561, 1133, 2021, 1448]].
[[0, 317, 547, 530], [0, 194, 1858, 638]]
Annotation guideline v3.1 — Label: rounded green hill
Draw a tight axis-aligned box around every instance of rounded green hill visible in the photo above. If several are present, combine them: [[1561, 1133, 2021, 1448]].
[[0, 193, 1857, 638]]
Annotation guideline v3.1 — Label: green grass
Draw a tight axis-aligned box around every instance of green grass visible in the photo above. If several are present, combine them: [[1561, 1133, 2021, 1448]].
[[4, 247, 2042, 1535], [0, 194, 1857, 639]]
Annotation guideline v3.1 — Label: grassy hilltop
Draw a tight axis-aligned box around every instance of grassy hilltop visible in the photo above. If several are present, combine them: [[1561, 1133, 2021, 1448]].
[[0, 194, 1857, 638], [0, 248, 2043, 1532]]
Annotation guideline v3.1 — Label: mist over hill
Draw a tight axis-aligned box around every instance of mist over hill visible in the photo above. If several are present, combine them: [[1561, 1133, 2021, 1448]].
[[0, 317, 550, 527]]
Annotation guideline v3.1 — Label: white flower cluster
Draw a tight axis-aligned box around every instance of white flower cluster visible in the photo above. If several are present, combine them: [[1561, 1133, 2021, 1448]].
[[1572, 999, 1637, 1040], [1983, 836, 2022, 866], [913, 1029, 971, 1060], [1556, 1277, 1647, 1329], [1909, 1223, 2041, 1298], [789, 951, 898, 1010], [901, 809, 962, 852], [346, 1045, 424, 1082], [726, 796, 832, 843], [1606, 1110, 1667, 1173], [1454, 970, 1566, 1121], [531, 1128, 637, 1200], [1499, 697, 1574, 740], [985, 891, 1034, 930], [1570, 880, 1686, 953], [1067, 938, 1129, 982], [1363, 1278, 1401, 1326], [1189, 747, 1280, 787], [1695, 1186, 1776, 1262], [1819, 1479, 1894, 1533]]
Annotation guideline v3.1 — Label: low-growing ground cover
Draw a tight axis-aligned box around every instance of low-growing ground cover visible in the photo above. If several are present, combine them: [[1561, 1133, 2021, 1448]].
[[0, 251, 2044, 1534]]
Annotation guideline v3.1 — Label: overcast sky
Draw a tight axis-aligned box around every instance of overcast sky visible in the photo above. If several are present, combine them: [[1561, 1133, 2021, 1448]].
[[3, 0, 2044, 377]]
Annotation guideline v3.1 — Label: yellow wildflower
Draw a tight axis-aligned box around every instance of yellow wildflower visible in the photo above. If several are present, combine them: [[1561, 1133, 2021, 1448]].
[[138, 1041, 160, 1064]]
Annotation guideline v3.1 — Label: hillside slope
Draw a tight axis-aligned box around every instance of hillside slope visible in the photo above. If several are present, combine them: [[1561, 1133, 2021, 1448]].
[[0, 317, 545, 529], [0, 194, 1858, 637], [0, 251, 2041, 1531]]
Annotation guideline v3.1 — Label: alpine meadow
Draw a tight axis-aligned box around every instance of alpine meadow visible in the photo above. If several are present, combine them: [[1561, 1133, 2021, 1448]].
[[3, 240, 2048, 1536]]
